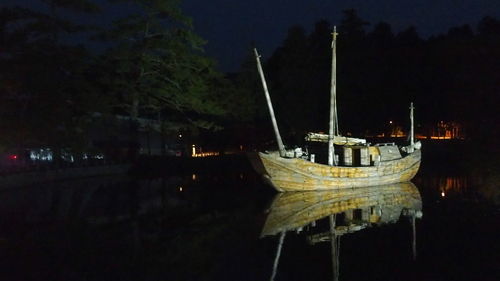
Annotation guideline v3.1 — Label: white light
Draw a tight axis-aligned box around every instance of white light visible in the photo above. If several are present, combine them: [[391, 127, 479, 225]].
[[441, 191, 445, 197]]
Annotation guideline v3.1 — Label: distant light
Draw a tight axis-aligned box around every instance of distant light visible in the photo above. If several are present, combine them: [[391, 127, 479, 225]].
[[179, 134, 182, 138], [389, 120, 393, 124], [179, 186, 183, 192], [192, 174, 197, 181], [8, 154, 18, 160], [239, 145, 243, 151], [441, 191, 445, 197]]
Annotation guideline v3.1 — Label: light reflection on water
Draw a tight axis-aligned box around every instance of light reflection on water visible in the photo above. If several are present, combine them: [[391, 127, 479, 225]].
[[415, 175, 467, 191], [438, 176, 468, 194], [413, 175, 484, 201], [261, 182, 423, 281], [0, 170, 260, 228], [0, 166, 498, 281], [413, 174, 500, 206]]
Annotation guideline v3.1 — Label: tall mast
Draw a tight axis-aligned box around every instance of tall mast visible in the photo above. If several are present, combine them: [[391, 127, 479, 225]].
[[254, 48, 286, 157], [328, 26, 339, 166]]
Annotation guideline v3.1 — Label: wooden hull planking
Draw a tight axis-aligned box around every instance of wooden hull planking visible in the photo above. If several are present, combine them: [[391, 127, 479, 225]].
[[258, 149, 421, 192]]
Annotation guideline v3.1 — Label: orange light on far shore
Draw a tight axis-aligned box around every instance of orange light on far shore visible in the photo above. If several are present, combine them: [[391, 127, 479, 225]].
[[191, 144, 219, 157], [192, 152, 220, 157], [430, 136, 452, 140]]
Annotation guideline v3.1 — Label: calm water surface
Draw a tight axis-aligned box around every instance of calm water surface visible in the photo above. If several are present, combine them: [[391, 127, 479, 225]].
[[0, 156, 498, 281]]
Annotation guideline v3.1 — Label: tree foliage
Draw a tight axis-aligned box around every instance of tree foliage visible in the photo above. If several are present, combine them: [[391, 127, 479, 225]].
[[95, 0, 230, 130], [0, 0, 247, 153]]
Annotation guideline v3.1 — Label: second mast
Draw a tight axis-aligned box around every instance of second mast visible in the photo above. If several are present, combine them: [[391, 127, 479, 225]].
[[328, 26, 339, 166]]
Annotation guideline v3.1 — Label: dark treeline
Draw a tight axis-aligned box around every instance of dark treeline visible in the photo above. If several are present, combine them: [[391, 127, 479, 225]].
[[0, 0, 252, 154], [246, 9, 499, 144], [1, 3, 499, 154]]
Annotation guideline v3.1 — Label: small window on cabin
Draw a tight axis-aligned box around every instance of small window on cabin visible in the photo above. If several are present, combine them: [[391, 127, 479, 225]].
[[353, 209, 363, 221], [353, 149, 361, 166]]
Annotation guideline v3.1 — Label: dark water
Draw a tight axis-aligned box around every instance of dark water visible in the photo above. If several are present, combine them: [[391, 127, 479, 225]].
[[0, 156, 498, 281]]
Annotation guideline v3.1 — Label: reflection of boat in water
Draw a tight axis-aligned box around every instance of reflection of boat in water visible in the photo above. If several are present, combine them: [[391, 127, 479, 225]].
[[262, 182, 422, 236], [252, 27, 421, 192], [261, 182, 423, 281]]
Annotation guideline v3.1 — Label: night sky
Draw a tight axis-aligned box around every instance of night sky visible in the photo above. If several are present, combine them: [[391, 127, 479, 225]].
[[181, 0, 500, 71], [10, 0, 500, 72]]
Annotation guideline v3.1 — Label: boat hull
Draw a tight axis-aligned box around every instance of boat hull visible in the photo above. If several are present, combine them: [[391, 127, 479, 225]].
[[256, 149, 421, 192]]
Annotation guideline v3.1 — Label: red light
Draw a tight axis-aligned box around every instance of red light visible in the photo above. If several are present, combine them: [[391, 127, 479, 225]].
[[8, 154, 18, 160]]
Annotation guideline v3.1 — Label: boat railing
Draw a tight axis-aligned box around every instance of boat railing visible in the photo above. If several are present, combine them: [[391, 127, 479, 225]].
[[374, 143, 396, 147]]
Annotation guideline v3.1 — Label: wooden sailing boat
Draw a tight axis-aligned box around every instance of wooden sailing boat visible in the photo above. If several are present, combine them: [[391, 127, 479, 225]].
[[262, 182, 423, 281], [253, 26, 422, 192]]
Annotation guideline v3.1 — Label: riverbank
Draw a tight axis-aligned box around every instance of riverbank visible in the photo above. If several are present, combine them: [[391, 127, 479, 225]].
[[0, 154, 253, 189]]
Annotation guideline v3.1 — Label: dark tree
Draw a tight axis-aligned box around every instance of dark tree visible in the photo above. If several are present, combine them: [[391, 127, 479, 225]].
[[0, 2, 100, 153], [96, 0, 230, 131], [247, 9, 499, 143]]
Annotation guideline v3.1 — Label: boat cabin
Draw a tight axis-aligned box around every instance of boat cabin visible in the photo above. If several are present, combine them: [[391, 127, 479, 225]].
[[304, 135, 403, 167], [341, 143, 402, 166]]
